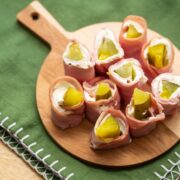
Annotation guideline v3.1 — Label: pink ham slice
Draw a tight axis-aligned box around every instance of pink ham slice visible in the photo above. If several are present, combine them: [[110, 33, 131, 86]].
[[108, 58, 147, 104], [83, 77, 120, 123], [94, 29, 124, 75], [63, 40, 95, 83], [125, 94, 165, 137], [119, 15, 147, 60], [64, 63, 95, 83], [141, 37, 174, 82], [49, 76, 85, 129], [151, 73, 180, 115], [90, 109, 131, 150]]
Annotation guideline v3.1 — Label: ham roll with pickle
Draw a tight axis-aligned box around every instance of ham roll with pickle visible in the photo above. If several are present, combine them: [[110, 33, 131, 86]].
[[90, 109, 131, 150], [141, 37, 174, 82], [108, 58, 147, 104], [94, 28, 124, 74], [63, 40, 95, 82], [50, 76, 85, 129], [152, 73, 180, 115], [83, 77, 120, 123], [126, 88, 165, 137], [119, 15, 147, 60]]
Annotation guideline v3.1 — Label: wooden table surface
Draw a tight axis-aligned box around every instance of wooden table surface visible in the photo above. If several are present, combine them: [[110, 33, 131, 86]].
[[0, 141, 41, 180]]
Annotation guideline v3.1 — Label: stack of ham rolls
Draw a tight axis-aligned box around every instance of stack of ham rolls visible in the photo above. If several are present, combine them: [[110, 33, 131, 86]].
[[49, 15, 179, 150]]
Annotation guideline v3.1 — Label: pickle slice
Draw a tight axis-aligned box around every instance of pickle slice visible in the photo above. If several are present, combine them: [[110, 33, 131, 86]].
[[114, 63, 136, 80], [160, 80, 179, 99], [96, 82, 112, 100], [63, 87, 83, 107], [96, 115, 120, 139], [127, 25, 142, 38], [147, 44, 167, 68], [66, 42, 83, 61], [98, 38, 118, 60], [133, 88, 151, 120]]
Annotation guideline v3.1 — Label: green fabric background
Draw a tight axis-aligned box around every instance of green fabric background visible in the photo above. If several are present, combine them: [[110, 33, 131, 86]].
[[0, 0, 180, 179]]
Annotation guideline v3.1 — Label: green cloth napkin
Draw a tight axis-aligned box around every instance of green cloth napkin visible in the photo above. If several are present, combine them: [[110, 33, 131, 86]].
[[0, 0, 180, 179]]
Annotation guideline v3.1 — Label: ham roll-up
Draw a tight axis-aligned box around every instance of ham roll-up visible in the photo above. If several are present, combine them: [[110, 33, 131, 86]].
[[83, 77, 120, 123], [50, 76, 85, 129], [108, 58, 147, 104], [141, 37, 174, 82], [152, 73, 180, 115], [126, 88, 165, 137], [119, 15, 147, 60], [94, 28, 124, 74], [63, 40, 95, 82], [90, 109, 131, 150]]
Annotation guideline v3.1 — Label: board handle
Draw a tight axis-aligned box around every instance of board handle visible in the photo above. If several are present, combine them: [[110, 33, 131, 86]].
[[16, 1, 69, 49]]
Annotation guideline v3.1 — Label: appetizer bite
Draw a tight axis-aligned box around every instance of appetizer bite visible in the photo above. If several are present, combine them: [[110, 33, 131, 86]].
[[63, 40, 95, 82], [152, 73, 180, 115], [119, 15, 147, 60], [90, 109, 131, 150], [83, 77, 120, 123], [126, 88, 165, 137], [94, 28, 124, 74], [50, 76, 85, 129], [141, 37, 174, 81], [108, 58, 147, 104]]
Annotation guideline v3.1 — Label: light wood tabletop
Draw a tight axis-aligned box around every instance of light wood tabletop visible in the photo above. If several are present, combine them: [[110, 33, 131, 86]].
[[0, 141, 42, 180]]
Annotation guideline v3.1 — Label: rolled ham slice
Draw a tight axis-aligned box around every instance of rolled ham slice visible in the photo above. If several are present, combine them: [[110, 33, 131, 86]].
[[90, 109, 131, 150], [49, 76, 85, 129], [119, 15, 147, 60], [83, 77, 120, 123], [108, 58, 147, 104], [63, 40, 95, 82], [152, 73, 180, 115], [141, 37, 174, 82], [94, 28, 124, 74], [126, 93, 165, 137]]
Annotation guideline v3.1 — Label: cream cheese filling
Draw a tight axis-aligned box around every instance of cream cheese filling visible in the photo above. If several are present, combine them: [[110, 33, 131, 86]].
[[63, 41, 94, 69], [52, 82, 73, 113], [123, 20, 144, 38], [84, 82, 115, 102], [109, 60, 147, 85], [95, 28, 124, 64], [144, 38, 172, 64]]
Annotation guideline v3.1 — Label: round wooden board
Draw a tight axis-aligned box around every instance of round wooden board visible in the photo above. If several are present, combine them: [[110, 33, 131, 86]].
[[36, 22, 180, 167]]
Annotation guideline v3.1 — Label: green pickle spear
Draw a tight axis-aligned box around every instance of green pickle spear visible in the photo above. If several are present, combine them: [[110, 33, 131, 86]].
[[147, 44, 167, 68], [114, 63, 136, 80], [98, 38, 118, 60], [63, 87, 83, 107], [66, 42, 83, 61], [133, 88, 151, 120], [96, 115, 120, 139], [160, 80, 179, 99], [96, 82, 112, 100], [127, 25, 142, 38]]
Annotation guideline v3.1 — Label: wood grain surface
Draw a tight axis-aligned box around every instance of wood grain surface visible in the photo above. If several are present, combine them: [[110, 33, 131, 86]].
[[0, 141, 42, 180], [16, 1, 180, 167]]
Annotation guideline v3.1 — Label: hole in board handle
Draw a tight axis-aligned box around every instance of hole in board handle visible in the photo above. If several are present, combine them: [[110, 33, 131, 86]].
[[31, 12, 39, 20]]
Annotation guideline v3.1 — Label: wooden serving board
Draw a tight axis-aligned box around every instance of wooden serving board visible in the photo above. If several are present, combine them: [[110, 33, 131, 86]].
[[17, 1, 180, 167]]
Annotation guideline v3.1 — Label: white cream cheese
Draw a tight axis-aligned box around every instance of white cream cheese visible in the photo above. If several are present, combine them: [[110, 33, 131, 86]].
[[144, 37, 172, 62], [154, 74, 180, 100], [109, 59, 147, 85], [84, 82, 114, 102], [84, 91, 96, 102], [95, 113, 126, 135], [63, 41, 94, 69], [52, 82, 73, 113], [123, 20, 144, 38], [95, 28, 124, 64]]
